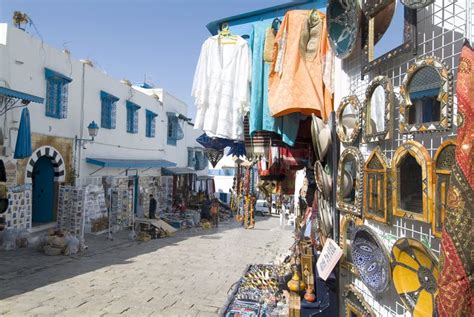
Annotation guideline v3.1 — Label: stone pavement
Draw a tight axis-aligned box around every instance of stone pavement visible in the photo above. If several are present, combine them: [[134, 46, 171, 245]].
[[0, 216, 293, 316]]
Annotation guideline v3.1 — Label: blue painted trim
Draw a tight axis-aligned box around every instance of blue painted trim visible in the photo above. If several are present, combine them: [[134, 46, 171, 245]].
[[126, 100, 141, 110], [205, 0, 321, 34], [0, 86, 44, 104], [139, 83, 153, 89], [100, 90, 119, 102], [146, 109, 158, 118], [44, 68, 72, 83], [86, 158, 176, 168]]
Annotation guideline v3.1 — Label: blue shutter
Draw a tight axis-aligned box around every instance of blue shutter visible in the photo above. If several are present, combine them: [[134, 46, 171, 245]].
[[100, 91, 119, 129], [44, 68, 71, 119], [150, 116, 156, 137], [110, 101, 116, 129], [133, 110, 138, 133], [187, 148, 196, 167], [145, 110, 157, 138], [59, 83, 68, 118], [126, 101, 141, 134]]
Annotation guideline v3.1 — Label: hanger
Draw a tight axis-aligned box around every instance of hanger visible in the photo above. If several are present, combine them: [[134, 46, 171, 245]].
[[218, 22, 238, 45]]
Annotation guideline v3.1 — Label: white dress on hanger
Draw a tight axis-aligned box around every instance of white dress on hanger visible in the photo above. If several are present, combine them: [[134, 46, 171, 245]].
[[192, 35, 251, 141]]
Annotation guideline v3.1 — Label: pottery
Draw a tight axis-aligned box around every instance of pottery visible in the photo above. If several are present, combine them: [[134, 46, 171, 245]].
[[304, 287, 316, 302], [287, 268, 306, 292], [311, 114, 332, 161]]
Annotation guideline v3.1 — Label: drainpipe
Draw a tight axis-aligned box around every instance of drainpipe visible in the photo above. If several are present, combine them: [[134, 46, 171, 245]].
[[76, 61, 87, 183]]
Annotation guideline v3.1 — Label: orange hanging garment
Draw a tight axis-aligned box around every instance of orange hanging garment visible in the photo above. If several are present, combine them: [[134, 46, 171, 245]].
[[268, 10, 333, 120]]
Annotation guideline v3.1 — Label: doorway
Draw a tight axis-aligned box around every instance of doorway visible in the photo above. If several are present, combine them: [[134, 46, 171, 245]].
[[32, 156, 55, 224]]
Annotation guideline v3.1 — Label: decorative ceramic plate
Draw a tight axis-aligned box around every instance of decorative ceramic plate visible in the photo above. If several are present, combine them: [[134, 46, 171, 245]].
[[350, 225, 391, 294], [327, 0, 361, 59], [391, 238, 438, 316]]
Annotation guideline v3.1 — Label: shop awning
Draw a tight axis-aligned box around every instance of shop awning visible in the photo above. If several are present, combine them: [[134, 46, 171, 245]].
[[0, 86, 44, 104], [161, 167, 196, 175], [86, 158, 176, 169]]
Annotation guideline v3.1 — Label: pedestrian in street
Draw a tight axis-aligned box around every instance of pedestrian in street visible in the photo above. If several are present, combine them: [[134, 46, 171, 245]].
[[211, 198, 219, 227], [149, 194, 157, 219]]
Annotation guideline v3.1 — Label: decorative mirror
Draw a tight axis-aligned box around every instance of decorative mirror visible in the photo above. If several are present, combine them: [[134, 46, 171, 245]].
[[392, 140, 432, 223], [327, 0, 361, 59], [400, 0, 434, 9], [362, 3, 417, 74], [432, 139, 456, 238], [363, 76, 393, 142], [364, 147, 391, 224], [336, 96, 361, 145], [351, 225, 391, 294], [400, 56, 454, 134], [337, 147, 364, 216], [340, 215, 363, 275], [343, 284, 376, 317]]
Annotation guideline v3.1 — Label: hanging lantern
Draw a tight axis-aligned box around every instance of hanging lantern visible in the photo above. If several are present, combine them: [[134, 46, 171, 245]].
[[205, 148, 224, 168]]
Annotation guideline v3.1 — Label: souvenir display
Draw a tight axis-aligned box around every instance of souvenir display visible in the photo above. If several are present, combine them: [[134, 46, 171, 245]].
[[363, 147, 391, 224], [326, 0, 361, 59], [351, 225, 391, 294], [311, 114, 332, 161], [362, 6, 417, 74], [269, 10, 334, 120], [392, 140, 432, 223], [339, 215, 363, 275], [336, 96, 361, 145], [437, 41, 473, 316], [249, 21, 301, 146], [399, 55, 454, 134], [192, 30, 250, 141], [313, 161, 332, 200], [205, 148, 224, 168], [432, 139, 456, 238], [400, 0, 434, 9], [391, 238, 439, 316], [57, 186, 85, 237], [362, 0, 394, 19], [363, 76, 393, 142], [337, 147, 364, 216], [2, 185, 32, 230], [343, 284, 376, 317], [83, 185, 108, 233]]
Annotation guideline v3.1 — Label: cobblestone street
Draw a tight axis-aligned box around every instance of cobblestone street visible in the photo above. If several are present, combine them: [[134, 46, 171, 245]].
[[0, 216, 293, 316]]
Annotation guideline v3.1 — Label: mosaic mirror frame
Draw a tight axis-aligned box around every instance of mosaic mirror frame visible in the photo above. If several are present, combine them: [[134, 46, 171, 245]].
[[392, 140, 433, 223], [432, 139, 457, 238], [336, 96, 361, 145], [363, 147, 391, 224], [362, 0, 393, 18], [340, 214, 363, 275], [343, 284, 376, 317], [327, 0, 361, 59], [363, 76, 393, 142], [337, 146, 364, 216], [399, 56, 454, 134], [361, 6, 417, 74], [400, 0, 434, 9]]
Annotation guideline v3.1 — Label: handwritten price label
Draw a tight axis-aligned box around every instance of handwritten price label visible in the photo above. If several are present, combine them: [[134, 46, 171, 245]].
[[316, 238, 343, 281]]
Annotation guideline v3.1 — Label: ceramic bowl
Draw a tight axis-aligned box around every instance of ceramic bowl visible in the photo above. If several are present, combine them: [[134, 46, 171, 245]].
[[311, 115, 332, 161]]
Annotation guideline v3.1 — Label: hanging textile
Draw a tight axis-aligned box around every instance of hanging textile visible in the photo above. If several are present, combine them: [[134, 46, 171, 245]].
[[228, 142, 246, 158], [437, 40, 474, 316], [249, 21, 300, 146], [192, 35, 251, 141], [14, 107, 32, 159], [196, 133, 233, 150], [268, 10, 334, 120], [205, 148, 224, 168]]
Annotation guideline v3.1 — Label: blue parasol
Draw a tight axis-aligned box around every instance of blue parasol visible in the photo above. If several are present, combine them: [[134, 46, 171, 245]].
[[14, 107, 32, 159]]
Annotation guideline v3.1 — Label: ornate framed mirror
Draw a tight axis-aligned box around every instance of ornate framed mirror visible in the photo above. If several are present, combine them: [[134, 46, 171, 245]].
[[363, 76, 393, 142], [392, 140, 433, 223], [432, 139, 457, 238], [336, 96, 361, 145], [363, 147, 391, 224], [337, 147, 364, 216], [340, 215, 363, 275], [399, 56, 454, 134], [343, 284, 376, 317], [362, 2, 417, 74], [327, 0, 361, 59]]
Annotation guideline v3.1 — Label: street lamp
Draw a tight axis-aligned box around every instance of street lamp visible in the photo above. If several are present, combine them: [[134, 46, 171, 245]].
[[74, 120, 100, 180], [87, 121, 99, 141]]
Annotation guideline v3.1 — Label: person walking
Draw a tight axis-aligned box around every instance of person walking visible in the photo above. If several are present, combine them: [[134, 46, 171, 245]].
[[149, 194, 157, 219], [211, 198, 219, 227]]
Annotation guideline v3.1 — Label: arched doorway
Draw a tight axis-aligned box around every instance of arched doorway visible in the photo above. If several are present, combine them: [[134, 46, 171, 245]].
[[32, 156, 55, 223]]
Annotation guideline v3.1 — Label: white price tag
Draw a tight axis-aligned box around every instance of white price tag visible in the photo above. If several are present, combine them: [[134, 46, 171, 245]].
[[316, 238, 342, 281]]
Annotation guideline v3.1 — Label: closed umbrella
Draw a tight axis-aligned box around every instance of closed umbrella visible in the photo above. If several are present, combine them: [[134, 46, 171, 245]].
[[14, 107, 32, 159]]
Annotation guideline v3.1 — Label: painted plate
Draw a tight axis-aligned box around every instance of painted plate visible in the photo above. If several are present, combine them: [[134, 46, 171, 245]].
[[327, 0, 361, 59], [390, 238, 438, 316], [350, 225, 391, 294]]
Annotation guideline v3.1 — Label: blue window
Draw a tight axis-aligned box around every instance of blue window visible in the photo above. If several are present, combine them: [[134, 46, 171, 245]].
[[145, 110, 158, 138], [187, 148, 196, 168], [100, 91, 119, 129], [195, 149, 208, 171], [126, 101, 141, 134], [166, 112, 184, 146], [44, 68, 72, 119]]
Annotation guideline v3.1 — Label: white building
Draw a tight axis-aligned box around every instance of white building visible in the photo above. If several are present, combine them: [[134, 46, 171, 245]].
[[0, 23, 207, 228]]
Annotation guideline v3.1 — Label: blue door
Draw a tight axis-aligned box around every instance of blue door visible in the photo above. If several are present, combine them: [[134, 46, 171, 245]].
[[32, 156, 55, 223]]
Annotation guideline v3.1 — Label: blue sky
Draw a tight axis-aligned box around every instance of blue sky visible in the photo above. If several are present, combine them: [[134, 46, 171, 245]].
[[0, 0, 289, 118]]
